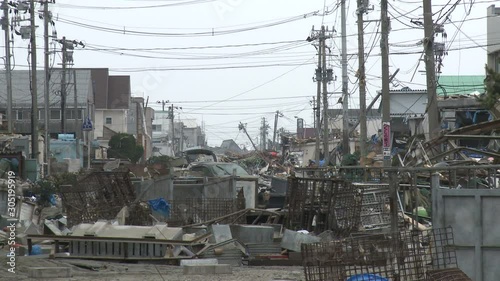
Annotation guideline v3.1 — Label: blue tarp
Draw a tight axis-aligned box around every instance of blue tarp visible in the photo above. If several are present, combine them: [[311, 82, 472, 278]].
[[347, 274, 389, 281], [148, 198, 171, 217]]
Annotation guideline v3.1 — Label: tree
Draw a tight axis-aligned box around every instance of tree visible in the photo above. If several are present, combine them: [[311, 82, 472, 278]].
[[481, 66, 500, 112], [107, 133, 144, 164]]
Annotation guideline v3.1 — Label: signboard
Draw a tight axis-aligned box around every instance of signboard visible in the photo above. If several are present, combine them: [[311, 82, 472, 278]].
[[82, 116, 93, 131], [382, 122, 391, 148]]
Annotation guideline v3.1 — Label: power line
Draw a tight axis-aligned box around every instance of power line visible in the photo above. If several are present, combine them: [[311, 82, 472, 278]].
[[56, 0, 217, 10], [55, 11, 322, 37], [183, 57, 315, 113], [165, 95, 312, 103]]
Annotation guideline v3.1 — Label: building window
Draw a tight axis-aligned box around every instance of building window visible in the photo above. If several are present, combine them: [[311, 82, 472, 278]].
[[152, 124, 162, 131], [105, 117, 112, 125], [67, 109, 83, 120], [50, 109, 61, 120], [17, 110, 30, 120]]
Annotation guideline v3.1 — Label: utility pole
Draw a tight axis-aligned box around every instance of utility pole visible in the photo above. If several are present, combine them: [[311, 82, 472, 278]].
[[157, 99, 168, 112], [315, 36, 322, 167], [43, 0, 51, 176], [73, 70, 78, 136], [310, 27, 323, 167], [423, 0, 440, 141], [170, 104, 175, 154], [180, 121, 184, 152], [56, 37, 84, 134], [321, 26, 330, 166], [341, 0, 350, 159], [260, 117, 268, 151], [29, 0, 39, 160], [136, 99, 141, 160], [61, 36, 67, 133], [73, 70, 79, 161], [2, 0, 13, 134], [310, 26, 334, 166], [312, 96, 316, 128], [357, 0, 367, 166], [272, 110, 282, 151], [239, 122, 259, 152], [381, 0, 391, 167]]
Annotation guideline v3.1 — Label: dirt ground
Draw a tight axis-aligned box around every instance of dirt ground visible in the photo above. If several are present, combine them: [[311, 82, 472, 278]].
[[1, 255, 306, 281]]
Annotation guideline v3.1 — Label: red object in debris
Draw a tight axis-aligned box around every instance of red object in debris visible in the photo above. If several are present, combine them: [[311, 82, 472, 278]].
[[269, 152, 279, 157]]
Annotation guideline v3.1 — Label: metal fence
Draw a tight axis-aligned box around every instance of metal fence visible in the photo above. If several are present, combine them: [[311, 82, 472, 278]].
[[162, 197, 245, 226], [301, 227, 466, 281], [296, 165, 500, 190]]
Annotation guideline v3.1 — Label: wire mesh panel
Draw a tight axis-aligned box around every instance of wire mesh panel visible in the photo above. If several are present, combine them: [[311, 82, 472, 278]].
[[302, 227, 461, 281], [60, 172, 137, 227], [427, 268, 473, 281], [353, 183, 395, 231], [286, 176, 363, 236], [301, 241, 346, 281]]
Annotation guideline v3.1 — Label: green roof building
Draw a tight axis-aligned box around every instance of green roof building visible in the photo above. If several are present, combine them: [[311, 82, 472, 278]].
[[437, 75, 485, 97]]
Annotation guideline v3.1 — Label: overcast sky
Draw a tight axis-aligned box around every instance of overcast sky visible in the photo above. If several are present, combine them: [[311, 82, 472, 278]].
[[4, 0, 497, 147]]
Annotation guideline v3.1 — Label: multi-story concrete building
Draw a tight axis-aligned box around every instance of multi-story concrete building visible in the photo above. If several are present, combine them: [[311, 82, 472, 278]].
[[0, 69, 92, 137], [151, 112, 205, 157], [487, 5, 500, 72], [0, 68, 153, 163]]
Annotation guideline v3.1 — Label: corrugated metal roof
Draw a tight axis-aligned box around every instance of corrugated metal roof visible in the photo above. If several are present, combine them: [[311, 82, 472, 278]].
[[437, 75, 485, 96]]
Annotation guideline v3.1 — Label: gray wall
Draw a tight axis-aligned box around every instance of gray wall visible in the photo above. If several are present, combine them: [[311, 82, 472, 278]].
[[487, 5, 500, 71], [134, 176, 235, 202], [433, 186, 500, 281]]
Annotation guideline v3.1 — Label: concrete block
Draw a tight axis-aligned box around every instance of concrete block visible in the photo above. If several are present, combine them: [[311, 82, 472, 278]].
[[183, 264, 232, 275], [209, 225, 232, 243], [180, 258, 218, 266], [230, 225, 274, 244], [280, 229, 320, 252], [262, 223, 283, 238], [28, 267, 72, 278], [214, 264, 232, 274]]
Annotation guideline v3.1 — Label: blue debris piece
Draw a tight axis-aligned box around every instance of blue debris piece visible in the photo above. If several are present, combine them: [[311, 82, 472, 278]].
[[148, 198, 171, 217], [49, 194, 57, 206], [30, 245, 42, 255], [347, 274, 389, 281]]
